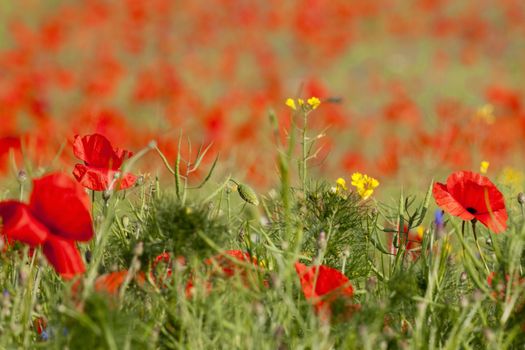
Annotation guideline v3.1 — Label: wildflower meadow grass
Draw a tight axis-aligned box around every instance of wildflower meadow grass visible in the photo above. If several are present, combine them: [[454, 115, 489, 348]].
[[0, 1, 525, 349]]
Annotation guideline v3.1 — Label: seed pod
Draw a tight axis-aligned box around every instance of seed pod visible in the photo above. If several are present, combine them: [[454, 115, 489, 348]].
[[85, 250, 92, 263], [518, 192, 525, 205], [237, 183, 259, 206]]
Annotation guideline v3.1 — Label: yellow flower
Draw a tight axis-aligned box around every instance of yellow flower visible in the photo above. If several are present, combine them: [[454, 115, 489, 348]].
[[480, 161, 490, 174], [307, 97, 321, 110], [336, 177, 347, 191], [285, 98, 296, 111], [350, 172, 363, 185], [330, 177, 348, 196], [285, 97, 320, 112], [351, 172, 379, 200]]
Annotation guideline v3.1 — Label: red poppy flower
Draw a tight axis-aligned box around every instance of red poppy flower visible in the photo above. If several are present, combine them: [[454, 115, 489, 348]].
[[433, 171, 507, 233], [295, 262, 354, 318], [72, 133, 137, 191], [0, 173, 94, 279]]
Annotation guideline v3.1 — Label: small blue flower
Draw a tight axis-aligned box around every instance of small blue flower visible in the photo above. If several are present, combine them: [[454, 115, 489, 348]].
[[40, 330, 49, 341], [434, 209, 444, 227]]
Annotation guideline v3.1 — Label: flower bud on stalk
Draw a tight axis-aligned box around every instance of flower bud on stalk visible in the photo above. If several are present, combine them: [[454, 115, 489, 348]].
[[237, 183, 259, 206], [518, 192, 525, 218]]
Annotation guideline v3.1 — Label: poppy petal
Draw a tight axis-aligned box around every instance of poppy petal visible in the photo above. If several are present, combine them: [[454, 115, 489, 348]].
[[475, 209, 508, 233], [43, 236, 85, 279], [73, 133, 123, 169], [29, 173, 94, 241], [114, 148, 134, 165], [73, 164, 137, 191], [0, 201, 50, 246], [432, 182, 475, 221]]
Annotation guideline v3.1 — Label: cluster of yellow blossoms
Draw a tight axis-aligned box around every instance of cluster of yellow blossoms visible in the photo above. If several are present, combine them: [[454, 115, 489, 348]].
[[332, 173, 379, 200], [285, 97, 321, 111], [351, 173, 380, 200]]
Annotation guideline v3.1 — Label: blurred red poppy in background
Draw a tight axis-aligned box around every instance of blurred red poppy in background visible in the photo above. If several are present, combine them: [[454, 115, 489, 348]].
[[73, 133, 137, 191], [387, 224, 423, 260], [204, 250, 258, 277], [0, 173, 94, 278], [433, 170, 507, 233]]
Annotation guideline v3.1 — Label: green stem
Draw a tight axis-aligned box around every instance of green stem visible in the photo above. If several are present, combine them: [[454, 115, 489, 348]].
[[301, 112, 308, 191], [472, 221, 490, 274]]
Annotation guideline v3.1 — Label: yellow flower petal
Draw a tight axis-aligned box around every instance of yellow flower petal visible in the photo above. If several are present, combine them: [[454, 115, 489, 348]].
[[285, 98, 296, 110], [350, 172, 379, 200], [336, 177, 347, 189], [307, 97, 321, 110], [480, 161, 489, 174]]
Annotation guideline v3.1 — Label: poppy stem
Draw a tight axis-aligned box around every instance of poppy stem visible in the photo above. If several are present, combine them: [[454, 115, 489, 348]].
[[91, 190, 95, 218], [461, 221, 466, 257], [300, 112, 308, 192], [472, 221, 490, 274]]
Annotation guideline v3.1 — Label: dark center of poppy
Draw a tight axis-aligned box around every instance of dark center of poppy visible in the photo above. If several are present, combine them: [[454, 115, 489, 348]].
[[466, 207, 477, 214]]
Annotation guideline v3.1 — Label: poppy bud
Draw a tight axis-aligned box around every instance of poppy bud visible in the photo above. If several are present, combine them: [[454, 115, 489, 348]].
[[17, 170, 27, 183], [366, 276, 377, 291], [484, 329, 495, 342], [148, 140, 158, 149], [518, 192, 525, 205], [317, 231, 327, 251], [133, 242, 144, 256], [460, 271, 468, 283], [460, 296, 469, 308], [102, 190, 112, 202], [237, 183, 259, 206], [122, 216, 130, 228]]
